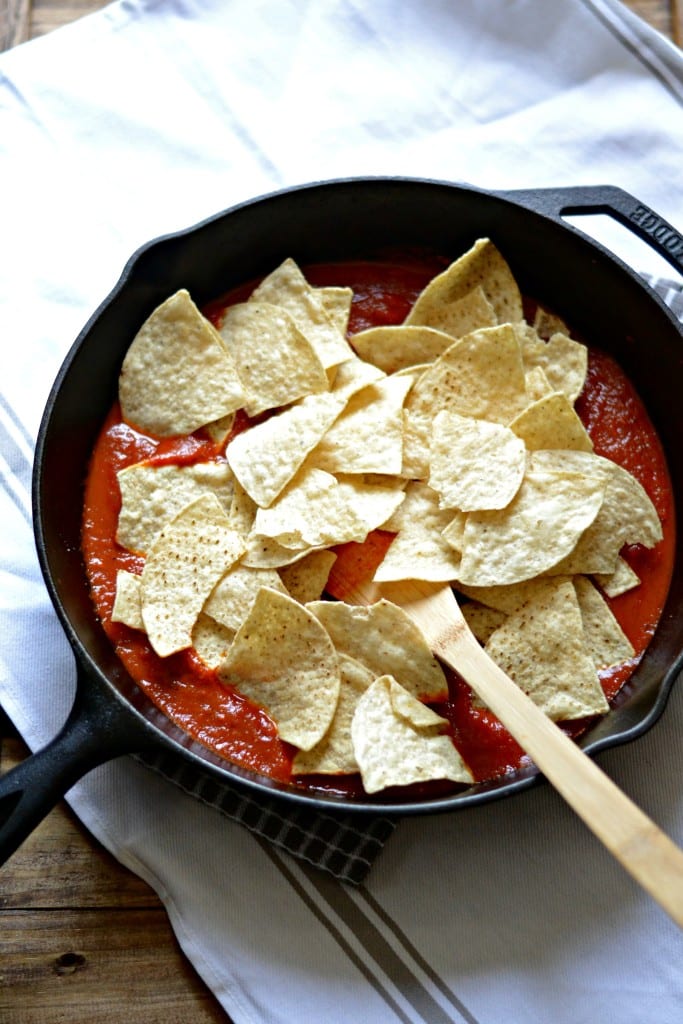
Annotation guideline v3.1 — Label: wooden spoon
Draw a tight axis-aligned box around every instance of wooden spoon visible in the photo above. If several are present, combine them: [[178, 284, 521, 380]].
[[327, 567, 683, 928]]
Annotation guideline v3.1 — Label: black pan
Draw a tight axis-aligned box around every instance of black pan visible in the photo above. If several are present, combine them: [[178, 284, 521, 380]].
[[1, 178, 682, 863]]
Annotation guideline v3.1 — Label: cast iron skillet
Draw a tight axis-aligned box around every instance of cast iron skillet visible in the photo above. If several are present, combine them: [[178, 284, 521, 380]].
[[1, 178, 682, 863]]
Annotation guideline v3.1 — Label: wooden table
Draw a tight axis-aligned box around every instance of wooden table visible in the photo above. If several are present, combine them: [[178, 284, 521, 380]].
[[0, 2, 680, 1022]]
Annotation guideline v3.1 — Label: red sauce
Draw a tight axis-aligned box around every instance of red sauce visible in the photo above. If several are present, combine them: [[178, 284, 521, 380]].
[[81, 259, 675, 797]]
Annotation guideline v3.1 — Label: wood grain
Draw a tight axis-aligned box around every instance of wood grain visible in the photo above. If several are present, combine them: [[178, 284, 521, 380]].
[[1, 0, 30, 49], [1, 908, 226, 1023], [28, 0, 111, 40], [673, 0, 682, 43], [0, 736, 230, 1023]]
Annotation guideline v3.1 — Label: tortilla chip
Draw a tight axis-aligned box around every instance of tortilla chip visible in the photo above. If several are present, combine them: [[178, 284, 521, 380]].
[[307, 598, 448, 700], [405, 239, 522, 329], [441, 510, 467, 554], [593, 557, 641, 598], [483, 580, 610, 720], [310, 375, 413, 475], [351, 676, 473, 793], [461, 601, 507, 644], [460, 573, 634, 671], [402, 324, 529, 478], [429, 410, 526, 511], [279, 549, 337, 604], [293, 654, 374, 775], [456, 576, 572, 615], [251, 466, 404, 550], [140, 493, 245, 657], [111, 570, 144, 630], [518, 325, 588, 403], [243, 536, 318, 570], [533, 305, 569, 339], [203, 565, 287, 632], [218, 588, 341, 751], [373, 482, 462, 583], [328, 357, 386, 399], [226, 391, 346, 508], [349, 324, 458, 373], [117, 460, 234, 555], [203, 412, 236, 446], [192, 614, 235, 670], [510, 392, 593, 452], [572, 576, 635, 669], [532, 451, 663, 575], [220, 301, 328, 416], [251, 258, 354, 369], [119, 290, 245, 437], [228, 478, 258, 538], [317, 286, 353, 334], [456, 465, 606, 586], [524, 366, 554, 402], [425, 283, 498, 335]]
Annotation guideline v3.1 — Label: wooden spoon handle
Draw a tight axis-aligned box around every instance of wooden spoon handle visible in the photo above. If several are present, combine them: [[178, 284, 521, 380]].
[[409, 586, 683, 928]]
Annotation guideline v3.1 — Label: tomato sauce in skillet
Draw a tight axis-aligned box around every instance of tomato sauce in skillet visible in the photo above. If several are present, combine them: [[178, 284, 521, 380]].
[[81, 258, 676, 798]]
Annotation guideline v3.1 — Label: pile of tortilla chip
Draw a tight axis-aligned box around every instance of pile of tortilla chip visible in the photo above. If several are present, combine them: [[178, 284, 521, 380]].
[[110, 241, 662, 794]]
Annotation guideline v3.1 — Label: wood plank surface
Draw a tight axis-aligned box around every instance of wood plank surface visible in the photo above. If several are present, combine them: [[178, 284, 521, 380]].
[[0, 1, 679, 1022], [1, 909, 226, 1023], [0, 735, 230, 1023]]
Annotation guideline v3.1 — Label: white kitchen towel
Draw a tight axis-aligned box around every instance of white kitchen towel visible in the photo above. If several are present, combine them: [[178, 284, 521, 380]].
[[1, 1, 683, 1022]]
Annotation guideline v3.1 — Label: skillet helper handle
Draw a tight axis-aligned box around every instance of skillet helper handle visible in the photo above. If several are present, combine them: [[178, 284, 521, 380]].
[[505, 185, 683, 279], [0, 665, 154, 866]]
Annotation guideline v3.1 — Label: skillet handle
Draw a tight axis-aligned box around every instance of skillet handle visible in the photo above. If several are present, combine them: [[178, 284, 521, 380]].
[[503, 185, 683, 279], [0, 664, 156, 866]]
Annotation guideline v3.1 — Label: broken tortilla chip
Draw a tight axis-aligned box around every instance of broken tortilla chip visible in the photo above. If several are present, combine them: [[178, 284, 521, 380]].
[[373, 481, 462, 583], [218, 588, 341, 751], [532, 450, 663, 576], [119, 289, 245, 436], [429, 410, 526, 511], [310, 374, 413, 476], [307, 598, 448, 700], [140, 493, 245, 657], [192, 614, 235, 670], [317, 285, 353, 334], [278, 549, 337, 604], [483, 580, 610, 721], [509, 392, 593, 453], [250, 258, 354, 369], [405, 239, 522, 329], [220, 301, 328, 416], [111, 570, 144, 630], [226, 391, 346, 508], [517, 325, 588, 404], [203, 565, 287, 632], [461, 601, 507, 645], [593, 557, 641, 598], [351, 676, 473, 793], [117, 460, 234, 555], [572, 576, 635, 669], [293, 654, 374, 775], [350, 324, 458, 374], [455, 464, 606, 586], [250, 466, 404, 551], [402, 324, 528, 477]]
